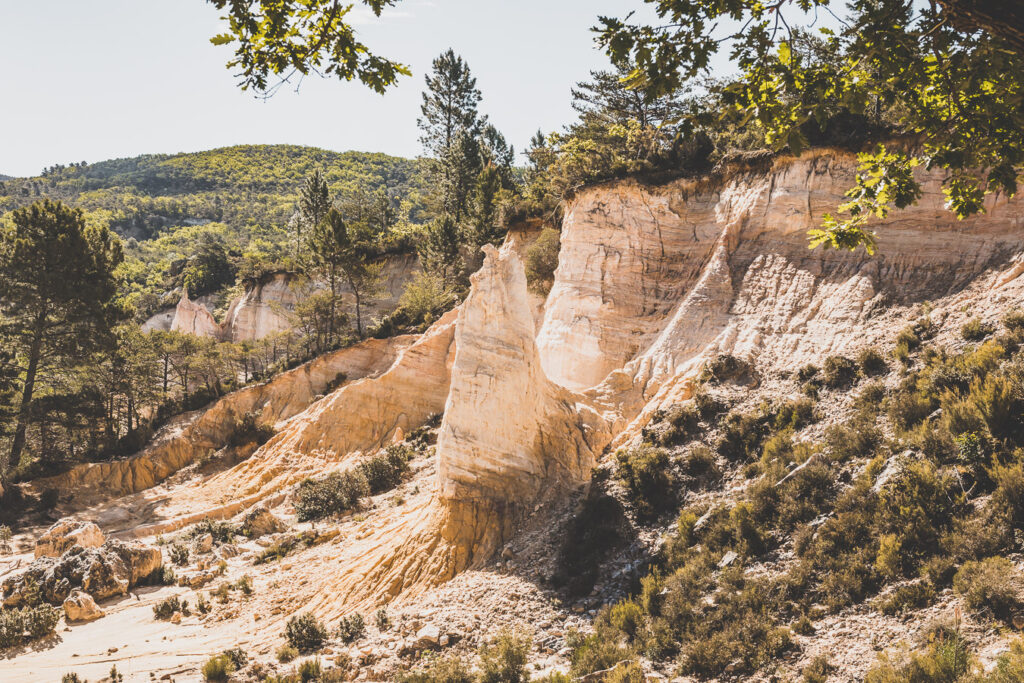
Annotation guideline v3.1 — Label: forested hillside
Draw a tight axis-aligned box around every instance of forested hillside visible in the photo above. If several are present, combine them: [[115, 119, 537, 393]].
[[0, 145, 430, 240]]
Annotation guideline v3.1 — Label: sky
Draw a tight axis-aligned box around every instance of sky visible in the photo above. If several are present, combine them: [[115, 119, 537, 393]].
[[0, 0, 703, 178]]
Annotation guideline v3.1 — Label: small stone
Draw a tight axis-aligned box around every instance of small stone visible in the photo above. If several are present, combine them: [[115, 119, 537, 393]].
[[193, 533, 213, 554]]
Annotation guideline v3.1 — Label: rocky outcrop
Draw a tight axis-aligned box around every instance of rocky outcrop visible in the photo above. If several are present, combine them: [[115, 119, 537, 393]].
[[34, 334, 415, 500], [240, 506, 286, 538], [3, 540, 162, 607], [170, 292, 222, 338], [222, 272, 299, 342], [437, 244, 605, 504], [35, 520, 105, 558]]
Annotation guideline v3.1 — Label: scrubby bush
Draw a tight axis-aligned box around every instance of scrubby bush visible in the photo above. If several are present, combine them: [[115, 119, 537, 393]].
[[395, 654, 474, 683], [337, 613, 365, 643], [953, 557, 1019, 617], [874, 581, 936, 615], [153, 596, 189, 620], [277, 644, 299, 663], [1002, 309, 1024, 333], [797, 364, 820, 382], [700, 354, 751, 384], [961, 317, 995, 341], [717, 410, 771, 462], [285, 613, 328, 652], [652, 404, 701, 446], [858, 347, 889, 376], [169, 543, 189, 566], [358, 445, 411, 494], [681, 445, 721, 486], [293, 470, 369, 521], [202, 654, 235, 682], [374, 608, 390, 632], [615, 444, 677, 520], [298, 658, 323, 682], [189, 518, 236, 545], [825, 418, 881, 462], [693, 390, 728, 420], [478, 630, 531, 683], [801, 655, 833, 683], [865, 627, 971, 682], [568, 627, 634, 677], [823, 355, 858, 388], [0, 605, 59, 647]]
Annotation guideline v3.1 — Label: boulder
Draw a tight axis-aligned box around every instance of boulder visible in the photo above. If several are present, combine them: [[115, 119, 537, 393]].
[[193, 533, 213, 554], [215, 544, 241, 560], [240, 506, 286, 538], [2, 539, 162, 607], [414, 625, 441, 650], [35, 520, 105, 558], [63, 589, 105, 622]]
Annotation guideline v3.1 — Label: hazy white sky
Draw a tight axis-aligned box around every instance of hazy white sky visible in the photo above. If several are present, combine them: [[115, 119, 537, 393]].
[[0, 0, 706, 178]]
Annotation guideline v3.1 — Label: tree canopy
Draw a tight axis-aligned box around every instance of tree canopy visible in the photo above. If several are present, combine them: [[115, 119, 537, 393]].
[[597, 0, 1024, 253], [207, 0, 409, 95]]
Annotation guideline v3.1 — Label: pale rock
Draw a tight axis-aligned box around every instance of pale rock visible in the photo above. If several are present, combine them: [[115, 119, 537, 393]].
[[240, 506, 286, 538], [414, 624, 441, 649], [193, 533, 213, 554], [63, 589, 105, 622], [35, 520, 105, 558]]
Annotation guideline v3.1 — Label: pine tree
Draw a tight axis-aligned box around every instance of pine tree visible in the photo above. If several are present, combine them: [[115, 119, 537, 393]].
[[0, 200, 124, 470], [417, 216, 463, 286], [418, 49, 482, 158], [298, 169, 331, 258]]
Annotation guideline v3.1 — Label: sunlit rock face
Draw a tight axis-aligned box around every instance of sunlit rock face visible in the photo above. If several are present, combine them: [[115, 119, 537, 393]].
[[539, 150, 1024, 402], [436, 244, 602, 505]]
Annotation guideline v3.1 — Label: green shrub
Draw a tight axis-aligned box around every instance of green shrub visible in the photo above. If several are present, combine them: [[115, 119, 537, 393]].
[[858, 347, 889, 376], [1002, 310, 1024, 332], [277, 644, 299, 663], [608, 600, 644, 639], [681, 445, 721, 486], [615, 444, 677, 520], [774, 397, 818, 431], [986, 637, 1024, 682], [0, 605, 59, 646], [693, 390, 728, 420], [825, 418, 881, 462], [222, 647, 247, 669], [865, 629, 972, 682], [61, 675, 84, 683], [395, 654, 474, 683], [823, 355, 858, 388], [801, 655, 833, 683], [153, 596, 189, 620], [374, 608, 390, 631], [169, 543, 189, 566], [652, 404, 701, 446], [337, 613, 365, 643], [874, 581, 936, 615], [992, 461, 1024, 527], [700, 354, 751, 384], [953, 557, 1019, 617], [293, 470, 369, 521], [796, 364, 820, 382], [202, 654, 235, 682], [568, 628, 634, 677], [285, 613, 329, 652], [189, 518, 236, 545], [717, 410, 770, 462], [961, 317, 995, 341], [887, 384, 936, 431], [359, 445, 411, 494], [478, 630, 531, 683], [524, 227, 560, 295], [298, 658, 322, 682]]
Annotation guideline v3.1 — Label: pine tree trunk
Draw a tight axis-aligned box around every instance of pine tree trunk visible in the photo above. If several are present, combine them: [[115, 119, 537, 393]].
[[8, 315, 45, 470]]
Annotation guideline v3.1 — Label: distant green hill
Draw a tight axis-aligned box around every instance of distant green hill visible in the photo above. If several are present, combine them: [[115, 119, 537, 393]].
[[0, 145, 431, 319], [0, 144, 429, 239]]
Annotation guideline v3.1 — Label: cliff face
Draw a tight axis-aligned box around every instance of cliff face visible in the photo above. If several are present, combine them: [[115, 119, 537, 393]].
[[437, 245, 603, 504], [540, 151, 1024, 421], [221, 272, 300, 342]]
